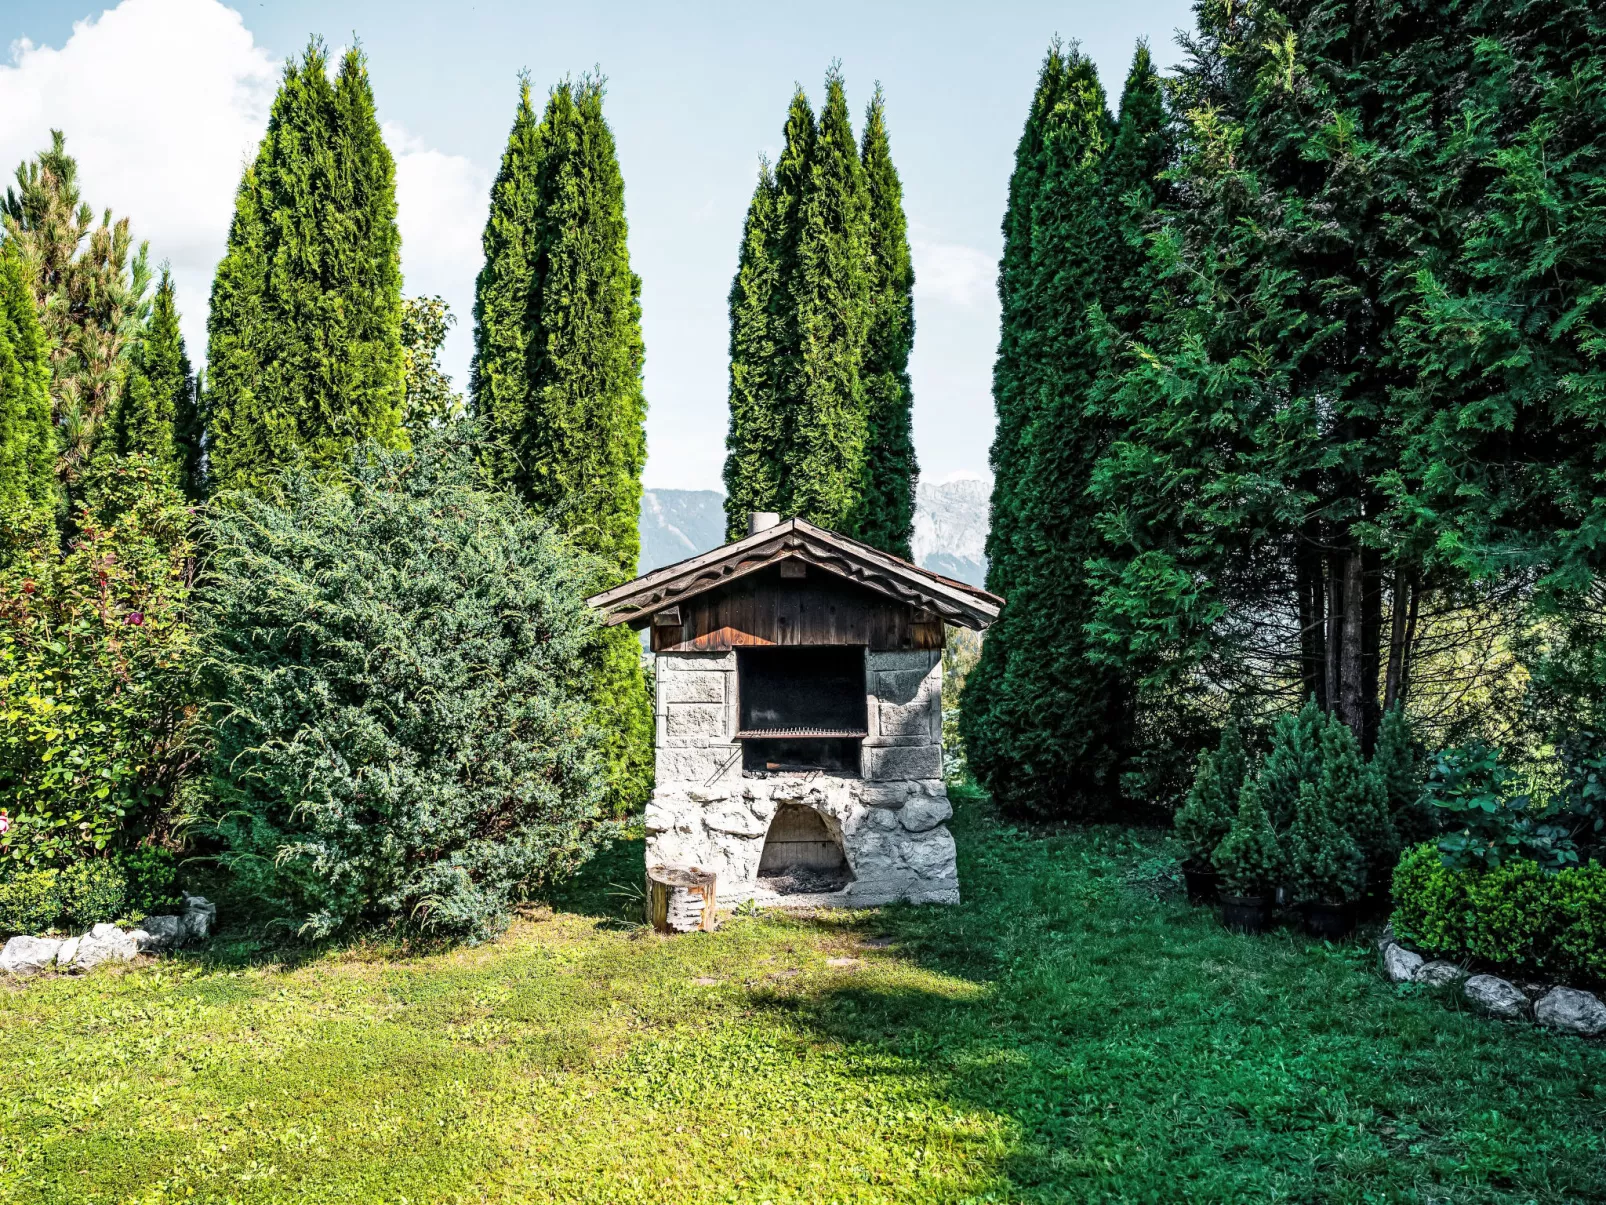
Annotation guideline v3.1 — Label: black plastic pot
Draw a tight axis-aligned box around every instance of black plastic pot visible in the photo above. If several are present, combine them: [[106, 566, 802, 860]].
[[1183, 865, 1220, 905], [1301, 901, 1356, 940], [1221, 894, 1270, 934]]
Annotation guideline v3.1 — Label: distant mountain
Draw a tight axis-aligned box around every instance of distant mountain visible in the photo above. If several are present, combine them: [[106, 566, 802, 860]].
[[637, 489, 727, 573], [912, 478, 990, 588], [638, 481, 990, 588]]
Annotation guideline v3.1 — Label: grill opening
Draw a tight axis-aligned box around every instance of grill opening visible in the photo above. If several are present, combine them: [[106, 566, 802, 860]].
[[737, 646, 866, 738], [756, 804, 854, 894]]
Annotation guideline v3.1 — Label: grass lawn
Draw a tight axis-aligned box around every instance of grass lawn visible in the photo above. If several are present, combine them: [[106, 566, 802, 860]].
[[3, 787, 1603, 1204]]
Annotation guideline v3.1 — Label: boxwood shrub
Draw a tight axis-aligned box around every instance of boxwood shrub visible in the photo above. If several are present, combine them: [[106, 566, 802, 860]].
[[1391, 842, 1606, 980]]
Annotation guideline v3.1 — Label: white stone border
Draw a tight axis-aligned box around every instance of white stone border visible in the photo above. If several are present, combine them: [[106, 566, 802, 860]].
[[0, 895, 216, 979], [1376, 925, 1606, 1037]]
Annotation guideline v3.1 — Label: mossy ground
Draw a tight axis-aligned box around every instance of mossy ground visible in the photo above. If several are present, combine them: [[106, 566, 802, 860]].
[[2, 786, 1602, 1203]]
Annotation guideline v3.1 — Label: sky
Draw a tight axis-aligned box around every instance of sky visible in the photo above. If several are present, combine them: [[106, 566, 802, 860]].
[[1, 0, 1196, 490]]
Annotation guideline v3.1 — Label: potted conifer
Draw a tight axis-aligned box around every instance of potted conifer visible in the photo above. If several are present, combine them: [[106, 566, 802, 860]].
[[1285, 781, 1366, 938], [1175, 719, 1248, 903], [1213, 778, 1282, 933]]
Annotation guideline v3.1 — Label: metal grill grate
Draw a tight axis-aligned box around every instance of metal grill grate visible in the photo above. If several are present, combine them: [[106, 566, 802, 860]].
[[736, 727, 868, 739]]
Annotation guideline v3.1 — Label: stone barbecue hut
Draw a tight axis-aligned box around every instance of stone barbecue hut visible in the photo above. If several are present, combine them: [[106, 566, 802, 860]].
[[587, 514, 1001, 908]]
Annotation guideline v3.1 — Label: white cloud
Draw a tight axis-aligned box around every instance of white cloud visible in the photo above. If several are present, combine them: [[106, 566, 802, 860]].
[[911, 239, 996, 309], [0, 0, 488, 388]]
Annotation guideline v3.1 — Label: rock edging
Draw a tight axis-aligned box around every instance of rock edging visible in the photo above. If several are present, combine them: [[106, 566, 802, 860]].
[[1376, 924, 1605, 1037], [0, 894, 216, 979]]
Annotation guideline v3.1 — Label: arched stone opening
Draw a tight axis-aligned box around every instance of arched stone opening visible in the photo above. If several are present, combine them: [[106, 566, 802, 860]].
[[756, 804, 854, 895]]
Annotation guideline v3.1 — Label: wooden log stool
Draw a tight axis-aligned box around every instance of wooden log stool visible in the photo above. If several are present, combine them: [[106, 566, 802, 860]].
[[645, 865, 718, 933]]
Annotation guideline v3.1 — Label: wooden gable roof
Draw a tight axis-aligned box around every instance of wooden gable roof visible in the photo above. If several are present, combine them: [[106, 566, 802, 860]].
[[586, 517, 1002, 631]]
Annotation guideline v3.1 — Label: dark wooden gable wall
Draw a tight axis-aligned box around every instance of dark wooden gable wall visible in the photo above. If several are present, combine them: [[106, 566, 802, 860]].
[[649, 564, 945, 653]]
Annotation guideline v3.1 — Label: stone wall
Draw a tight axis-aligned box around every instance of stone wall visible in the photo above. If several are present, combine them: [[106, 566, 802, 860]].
[[645, 648, 960, 907]]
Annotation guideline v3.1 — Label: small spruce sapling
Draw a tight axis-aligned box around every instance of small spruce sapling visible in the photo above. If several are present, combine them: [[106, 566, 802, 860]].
[[1259, 697, 1325, 830], [1320, 717, 1398, 876], [1212, 777, 1282, 898], [1285, 782, 1366, 906], [1372, 704, 1430, 845], [1174, 718, 1248, 869]]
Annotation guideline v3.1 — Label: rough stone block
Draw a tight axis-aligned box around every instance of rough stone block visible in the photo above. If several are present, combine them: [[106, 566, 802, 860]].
[[899, 796, 953, 833], [1381, 943, 1423, 983], [867, 650, 935, 676], [1414, 960, 1468, 988], [907, 881, 962, 905], [664, 702, 729, 743], [659, 672, 726, 705], [181, 895, 217, 943], [1464, 974, 1529, 1019], [1, 935, 62, 977], [875, 669, 931, 707], [1535, 987, 1606, 1036], [860, 783, 911, 809], [657, 746, 741, 785], [878, 699, 935, 739], [55, 936, 81, 968], [73, 923, 138, 970], [659, 651, 735, 673], [864, 743, 942, 782], [902, 828, 958, 878], [703, 801, 768, 838], [136, 915, 185, 952]]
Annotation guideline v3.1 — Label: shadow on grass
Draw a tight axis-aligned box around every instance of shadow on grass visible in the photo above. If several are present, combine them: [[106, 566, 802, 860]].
[[546, 824, 650, 926], [721, 787, 1606, 1204]]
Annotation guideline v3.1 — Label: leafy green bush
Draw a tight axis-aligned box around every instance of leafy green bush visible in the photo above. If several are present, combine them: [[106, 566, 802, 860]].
[[1211, 777, 1282, 896], [1174, 718, 1247, 868], [0, 457, 197, 873], [1425, 742, 1578, 870], [200, 427, 615, 942], [1392, 842, 1606, 980], [0, 859, 129, 936]]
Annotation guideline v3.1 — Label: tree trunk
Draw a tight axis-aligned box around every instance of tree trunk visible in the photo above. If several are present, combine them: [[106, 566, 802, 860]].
[[1325, 556, 1343, 718], [1298, 540, 1327, 709], [1383, 566, 1420, 713], [1331, 544, 1385, 752]]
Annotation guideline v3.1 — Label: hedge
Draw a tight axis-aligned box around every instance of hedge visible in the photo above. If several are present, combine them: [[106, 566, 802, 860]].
[[1391, 842, 1606, 981]]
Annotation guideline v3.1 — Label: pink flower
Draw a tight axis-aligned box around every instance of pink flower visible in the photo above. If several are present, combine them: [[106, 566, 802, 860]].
[[0, 812, 11, 836], [126, 612, 145, 626]]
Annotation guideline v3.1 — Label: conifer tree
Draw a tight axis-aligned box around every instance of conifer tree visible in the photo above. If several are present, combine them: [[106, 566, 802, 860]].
[[1372, 705, 1429, 845], [960, 46, 1122, 817], [3, 131, 150, 493], [206, 40, 405, 493], [113, 270, 198, 493], [723, 89, 814, 539], [0, 247, 55, 552], [1212, 777, 1283, 897], [1258, 697, 1328, 830], [470, 78, 543, 491], [783, 67, 872, 531], [852, 86, 917, 558], [1174, 717, 1247, 867], [470, 76, 651, 812]]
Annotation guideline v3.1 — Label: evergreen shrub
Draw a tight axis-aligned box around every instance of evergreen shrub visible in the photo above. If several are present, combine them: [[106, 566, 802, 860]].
[[1392, 843, 1606, 981], [1212, 778, 1282, 897], [1174, 718, 1247, 867], [1285, 783, 1366, 906], [0, 860, 129, 937], [201, 426, 616, 941]]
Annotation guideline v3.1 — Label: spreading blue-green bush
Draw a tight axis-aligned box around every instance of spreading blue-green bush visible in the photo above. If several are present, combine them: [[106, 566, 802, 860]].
[[1391, 842, 1606, 980], [200, 427, 617, 941]]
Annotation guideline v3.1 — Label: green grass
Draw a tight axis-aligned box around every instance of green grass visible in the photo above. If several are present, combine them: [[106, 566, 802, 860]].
[[3, 787, 1603, 1204]]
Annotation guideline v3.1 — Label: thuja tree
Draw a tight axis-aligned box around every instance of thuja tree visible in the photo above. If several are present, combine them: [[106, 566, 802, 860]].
[[723, 69, 914, 553], [1084, 1, 1458, 755], [0, 246, 55, 554], [200, 427, 615, 941], [206, 40, 406, 492], [112, 270, 202, 497], [851, 86, 917, 558], [961, 44, 1171, 817], [470, 76, 651, 813]]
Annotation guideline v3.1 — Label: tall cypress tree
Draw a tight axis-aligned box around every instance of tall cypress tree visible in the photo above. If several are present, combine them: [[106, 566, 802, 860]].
[[0, 246, 55, 552], [786, 67, 873, 531], [470, 77, 543, 491], [723, 89, 814, 539], [853, 86, 918, 558], [113, 269, 199, 494], [206, 40, 405, 493], [961, 47, 1119, 818], [470, 76, 651, 813]]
